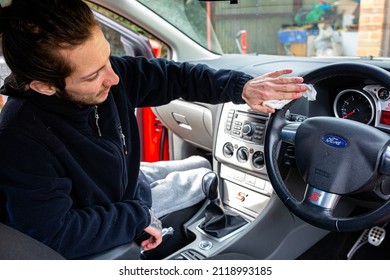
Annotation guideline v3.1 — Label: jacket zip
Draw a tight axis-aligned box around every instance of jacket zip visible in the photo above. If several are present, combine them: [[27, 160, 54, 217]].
[[94, 105, 127, 156], [94, 105, 102, 137], [93, 105, 127, 191], [119, 125, 128, 155]]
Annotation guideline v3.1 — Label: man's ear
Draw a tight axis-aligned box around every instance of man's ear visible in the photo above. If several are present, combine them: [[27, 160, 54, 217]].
[[29, 80, 57, 96]]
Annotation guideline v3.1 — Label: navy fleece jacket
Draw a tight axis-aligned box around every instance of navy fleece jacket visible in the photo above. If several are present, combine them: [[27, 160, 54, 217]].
[[0, 56, 251, 259]]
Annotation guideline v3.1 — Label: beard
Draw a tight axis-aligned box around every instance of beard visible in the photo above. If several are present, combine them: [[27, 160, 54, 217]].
[[55, 87, 108, 107]]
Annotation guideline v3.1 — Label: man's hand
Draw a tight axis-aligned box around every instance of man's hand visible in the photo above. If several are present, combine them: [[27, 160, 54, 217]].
[[140, 209, 163, 251], [242, 69, 308, 113], [141, 225, 163, 251]]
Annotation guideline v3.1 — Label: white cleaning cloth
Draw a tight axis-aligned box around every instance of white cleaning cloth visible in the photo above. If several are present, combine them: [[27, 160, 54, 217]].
[[263, 84, 317, 109]]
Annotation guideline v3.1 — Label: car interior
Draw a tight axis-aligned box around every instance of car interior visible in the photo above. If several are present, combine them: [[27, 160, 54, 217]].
[[1, 0, 390, 260]]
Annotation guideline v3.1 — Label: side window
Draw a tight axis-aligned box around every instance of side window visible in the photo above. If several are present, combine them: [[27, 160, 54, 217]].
[[99, 23, 127, 57], [87, 2, 168, 59]]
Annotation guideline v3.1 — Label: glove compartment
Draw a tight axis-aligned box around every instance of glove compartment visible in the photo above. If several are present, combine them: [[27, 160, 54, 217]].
[[152, 99, 216, 151]]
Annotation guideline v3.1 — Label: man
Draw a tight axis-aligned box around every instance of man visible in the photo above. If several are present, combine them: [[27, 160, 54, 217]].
[[0, 0, 307, 259]]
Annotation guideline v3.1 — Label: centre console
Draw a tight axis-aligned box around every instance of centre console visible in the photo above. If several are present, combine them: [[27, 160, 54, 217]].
[[166, 102, 274, 260], [215, 102, 273, 218]]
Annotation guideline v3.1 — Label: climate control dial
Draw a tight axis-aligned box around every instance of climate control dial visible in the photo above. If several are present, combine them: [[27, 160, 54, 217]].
[[223, 142, 234, 158], [237, 147, 249, 163], [252, 151, 264, 168]]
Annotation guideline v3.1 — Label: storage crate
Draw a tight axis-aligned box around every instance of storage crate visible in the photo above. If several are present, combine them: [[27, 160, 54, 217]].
[[278, 30, 307, 43]]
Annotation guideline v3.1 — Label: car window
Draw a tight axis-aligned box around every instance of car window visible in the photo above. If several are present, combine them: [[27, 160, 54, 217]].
[[87, 2, 169, 58], [99, 22, 128, 57], [136, 0, 388, 59], [137, 0, 223, 54]]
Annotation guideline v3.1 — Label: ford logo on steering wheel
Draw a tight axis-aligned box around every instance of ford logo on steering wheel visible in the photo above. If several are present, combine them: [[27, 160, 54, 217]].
[[322, 135, 348, 148]]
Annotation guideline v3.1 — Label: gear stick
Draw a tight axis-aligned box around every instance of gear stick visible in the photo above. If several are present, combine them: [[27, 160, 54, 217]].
[[199, 172, 248, 239]]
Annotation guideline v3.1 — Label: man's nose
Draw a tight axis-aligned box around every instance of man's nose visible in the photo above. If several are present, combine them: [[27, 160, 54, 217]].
[[103, 69, 119, 87]]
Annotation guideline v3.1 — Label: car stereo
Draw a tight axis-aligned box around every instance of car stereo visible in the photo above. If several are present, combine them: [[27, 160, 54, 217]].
[[215, 103, 269, 176]]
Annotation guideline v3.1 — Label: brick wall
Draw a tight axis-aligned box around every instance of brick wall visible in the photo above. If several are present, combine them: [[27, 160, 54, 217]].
[[357, 0, 386, 56]]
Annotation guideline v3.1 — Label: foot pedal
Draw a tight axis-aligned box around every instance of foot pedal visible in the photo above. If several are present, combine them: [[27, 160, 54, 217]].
[[347, 225, 387, 259], [347, 229, 369, 260], [368, 226, 386, 246]]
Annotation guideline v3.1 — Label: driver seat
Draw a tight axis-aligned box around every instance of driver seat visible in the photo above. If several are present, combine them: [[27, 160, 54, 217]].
[[0, 222, 65, 260], [0, 222, 142, 260]]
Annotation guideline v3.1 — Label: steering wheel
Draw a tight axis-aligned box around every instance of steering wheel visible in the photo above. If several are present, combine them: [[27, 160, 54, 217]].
[[264, 62, 390, 232]]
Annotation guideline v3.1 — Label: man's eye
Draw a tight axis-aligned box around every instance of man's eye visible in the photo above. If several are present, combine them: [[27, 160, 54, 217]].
[[86, 73, 99, 81]]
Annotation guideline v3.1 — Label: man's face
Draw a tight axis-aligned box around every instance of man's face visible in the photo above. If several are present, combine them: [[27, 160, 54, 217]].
[[59, 26, 119, 106]]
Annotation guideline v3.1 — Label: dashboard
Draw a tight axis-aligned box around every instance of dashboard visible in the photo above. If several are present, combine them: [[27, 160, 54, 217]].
[[155, 55, 390, 223]]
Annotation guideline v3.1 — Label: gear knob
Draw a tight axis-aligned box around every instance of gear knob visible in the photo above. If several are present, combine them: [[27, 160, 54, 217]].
[[202, 171, 219, 200]]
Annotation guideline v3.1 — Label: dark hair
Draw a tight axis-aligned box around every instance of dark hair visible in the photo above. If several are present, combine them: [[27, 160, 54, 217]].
[[0, 0, 99, 92]]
